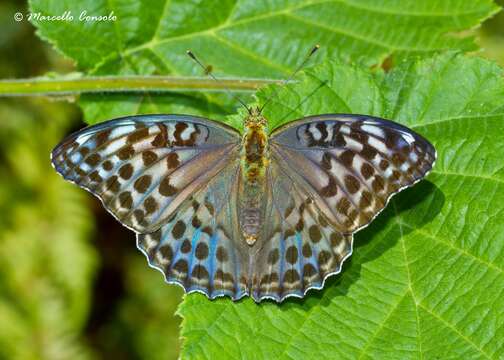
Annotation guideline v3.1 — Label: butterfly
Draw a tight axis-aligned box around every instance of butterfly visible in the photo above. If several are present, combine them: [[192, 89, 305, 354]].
[[51, 109, 436, 302]]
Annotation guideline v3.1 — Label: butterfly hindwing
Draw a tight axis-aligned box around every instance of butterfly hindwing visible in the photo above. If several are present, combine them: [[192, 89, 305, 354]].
[[251, 160, 353, 301], [51, 115, 241, 233], [137, 160, 251, 300]]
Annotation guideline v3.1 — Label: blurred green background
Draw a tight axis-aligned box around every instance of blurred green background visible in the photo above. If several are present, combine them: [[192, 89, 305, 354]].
[[0, 1, 183, 359], [0, 0, 503, 359]]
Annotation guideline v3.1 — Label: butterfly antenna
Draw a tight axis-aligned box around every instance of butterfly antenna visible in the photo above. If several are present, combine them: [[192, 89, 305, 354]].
[[187, 50, 251, 114], [259, 44, 320, 113]]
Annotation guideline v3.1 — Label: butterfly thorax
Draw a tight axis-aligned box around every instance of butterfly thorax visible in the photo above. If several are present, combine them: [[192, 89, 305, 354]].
[[242, 110, 269, 180], [239, 109, 270, 246]]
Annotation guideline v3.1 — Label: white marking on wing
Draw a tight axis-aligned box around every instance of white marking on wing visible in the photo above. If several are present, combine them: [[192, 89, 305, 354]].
[[367, 136, 388, 154], [353, 156, 364, 176], [70, 152, 82, 163], [339, 125, 351, 135], [80, 163, 91, 172], [401, 131, 415, 145], [110, 125, 136, 138], [181, 123, 195, 141], [98, 168, 110, 178], [310, 124, 322, 141], [361, 124, 385, 138], [106, 138, 126, 154], [325, 124, 334, 141], [76, 133, 93, 145], [167, 124, 176, 142], [343, 136, 363, 152]]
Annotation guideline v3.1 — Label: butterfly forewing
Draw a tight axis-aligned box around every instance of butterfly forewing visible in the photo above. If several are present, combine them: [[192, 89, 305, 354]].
[[270, 114, 436, 233], [51, 115, 241, 233]]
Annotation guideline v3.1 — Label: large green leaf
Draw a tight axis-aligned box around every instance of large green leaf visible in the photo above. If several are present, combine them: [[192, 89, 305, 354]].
[[28, 0, 499, 123], [29, 0, 499, 71], [178, 53, 504, 359], [26, 1, 504, 358]]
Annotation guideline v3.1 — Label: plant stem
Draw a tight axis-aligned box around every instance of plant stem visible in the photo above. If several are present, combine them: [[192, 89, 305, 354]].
[[0, 75, 281, 97]]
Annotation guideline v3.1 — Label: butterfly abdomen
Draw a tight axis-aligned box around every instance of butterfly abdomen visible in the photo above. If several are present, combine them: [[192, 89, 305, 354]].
[[239, 114, 270, 245]]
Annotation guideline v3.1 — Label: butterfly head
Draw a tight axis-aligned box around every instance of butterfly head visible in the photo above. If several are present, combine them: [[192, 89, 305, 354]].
[[244, 106, 268, 130]]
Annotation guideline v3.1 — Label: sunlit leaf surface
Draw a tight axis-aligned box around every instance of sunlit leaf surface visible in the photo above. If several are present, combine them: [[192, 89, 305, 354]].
[[29, 0, 499, 123], [179, 53, 504, 359]]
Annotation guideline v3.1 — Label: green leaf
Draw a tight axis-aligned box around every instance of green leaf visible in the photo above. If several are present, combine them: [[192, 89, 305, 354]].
[[178, 53, 504, 359], [29, 0, 499, 71], [28, 0, 500, 123], [26, 1, 503, 358]]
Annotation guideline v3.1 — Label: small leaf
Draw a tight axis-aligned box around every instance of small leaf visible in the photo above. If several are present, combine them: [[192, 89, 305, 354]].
[[178, 53, 504, 359]]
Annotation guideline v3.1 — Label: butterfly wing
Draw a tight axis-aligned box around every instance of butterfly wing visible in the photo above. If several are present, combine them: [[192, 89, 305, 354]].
[[250, 161, 354, 301], [137, 160, 251, 300], [251, 114, 436, 301], [51, 115, 241, 233], [52, 113, 436, 302], [52, 114, 253, 299], [270, 114, 436, 233]]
